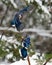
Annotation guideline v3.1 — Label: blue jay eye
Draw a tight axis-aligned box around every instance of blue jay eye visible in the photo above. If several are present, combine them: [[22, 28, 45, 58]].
[[21, 47, 27, 58]]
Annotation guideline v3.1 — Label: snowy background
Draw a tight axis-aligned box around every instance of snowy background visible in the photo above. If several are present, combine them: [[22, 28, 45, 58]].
[[0, 0, 52, 65]]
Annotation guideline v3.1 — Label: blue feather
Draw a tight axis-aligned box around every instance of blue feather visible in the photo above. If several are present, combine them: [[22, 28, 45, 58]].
[[23, 36, 30, 48], [11, 20, 15, 26], [11, 6, 29, 31], [11, 13, 24, 31], [21, 47, 27, 58]]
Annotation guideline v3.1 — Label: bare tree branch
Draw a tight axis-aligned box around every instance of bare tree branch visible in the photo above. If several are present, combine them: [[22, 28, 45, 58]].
[[0, 27, 52, 38], [0, 32, 4, 40], [27, 56, 31, 65], [43, 58, 52, 65], [0, 5, 9, 25]]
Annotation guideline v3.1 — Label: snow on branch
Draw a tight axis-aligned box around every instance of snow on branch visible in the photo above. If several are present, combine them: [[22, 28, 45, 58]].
[[35, 0, 50, 16], [10, 0, 18, 8], [26, 0, 51, 16], [0, 27, 52, 38], [0, 35, 20, 45]]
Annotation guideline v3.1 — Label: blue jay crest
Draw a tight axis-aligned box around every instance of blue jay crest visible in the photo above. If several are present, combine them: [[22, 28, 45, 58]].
[[23, 36, 30, 48], [21, 47, 27, 58]]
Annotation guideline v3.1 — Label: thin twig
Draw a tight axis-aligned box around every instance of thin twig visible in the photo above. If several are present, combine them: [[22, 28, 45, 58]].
[[0, 5, 9, 25], [27, 56, 31, 65], [43, 57, 51, 65], [0, 32, 4, 40]]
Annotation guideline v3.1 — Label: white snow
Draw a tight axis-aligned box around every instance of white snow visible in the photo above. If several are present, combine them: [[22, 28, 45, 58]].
[[10, 59, 28, 65], [26, 0, 50, 15], [9, 53, 52, 65], [46, 62, 52, 65], [6, 53, 13, 59], [35, 0, 50, 15], [2, 35, 7, 41], [0, 61, 10, 65], [10, 57, 37, 65], [38, 32, 52, 38], [0, 58, 52, 65], [1, 35, 20, 45], [27, 0, 50, 16], [10, 0, 17, 8]]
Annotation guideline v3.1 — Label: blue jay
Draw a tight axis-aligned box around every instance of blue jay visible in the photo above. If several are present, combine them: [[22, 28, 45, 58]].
[[11, 13, 24, 31], [11, 6, 30, 31], [23, 36, 30, 48], [21, 47, 27, 58]]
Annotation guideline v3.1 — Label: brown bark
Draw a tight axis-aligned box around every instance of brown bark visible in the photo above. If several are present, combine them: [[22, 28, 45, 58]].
[[27, 56, 31, 65], [43, 58, 51, 65]]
